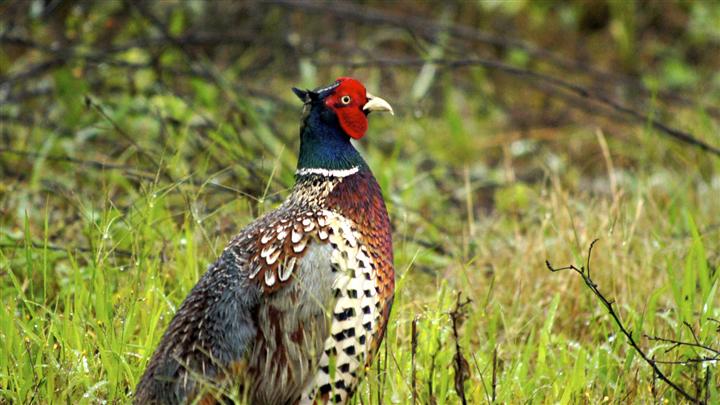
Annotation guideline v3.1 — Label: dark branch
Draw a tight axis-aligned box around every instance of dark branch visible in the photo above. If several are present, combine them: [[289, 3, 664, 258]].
[[449, 292, 472, 405], [326, 57, 720, 158], [546, 239, 703, 404], [0, 242, 133, 258], [0, 147, 155, 178], [645, 333, 720, 357], [268, 0, 720, 120]]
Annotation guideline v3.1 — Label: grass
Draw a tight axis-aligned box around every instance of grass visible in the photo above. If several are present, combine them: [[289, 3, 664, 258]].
[[2, 82, 718, 403], [2, 2, 720, 403]]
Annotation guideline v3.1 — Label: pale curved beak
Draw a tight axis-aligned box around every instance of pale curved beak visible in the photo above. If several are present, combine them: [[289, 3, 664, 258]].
[[363, 92, 394, 115]]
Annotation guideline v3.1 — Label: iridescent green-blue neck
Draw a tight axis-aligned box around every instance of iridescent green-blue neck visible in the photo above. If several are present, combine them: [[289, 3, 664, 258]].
[[296, 103, 368, 172]]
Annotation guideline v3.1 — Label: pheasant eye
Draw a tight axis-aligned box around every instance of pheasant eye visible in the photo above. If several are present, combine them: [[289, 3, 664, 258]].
[[340, 95, 351, 105]]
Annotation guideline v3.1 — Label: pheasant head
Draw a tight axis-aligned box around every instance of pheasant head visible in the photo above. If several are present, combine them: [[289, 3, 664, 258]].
[[292, 77, 393, 174]]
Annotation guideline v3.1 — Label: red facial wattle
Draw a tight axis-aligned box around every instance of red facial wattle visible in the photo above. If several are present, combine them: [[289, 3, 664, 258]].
[[324, 77, 370, 140], [335, 107, 368, 140]]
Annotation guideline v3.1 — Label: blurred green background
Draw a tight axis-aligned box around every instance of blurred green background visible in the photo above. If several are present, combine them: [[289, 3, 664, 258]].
[[1, 1, 719, 403]]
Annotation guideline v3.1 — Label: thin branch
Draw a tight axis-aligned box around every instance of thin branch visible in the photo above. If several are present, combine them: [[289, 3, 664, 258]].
[[411, 315, 419, 405], [268, 0, 720, 119], [0, 147, 155, 178], [0, 242, 133, 258], [0, 32, 258, 55], [5, 23, 718, 159], [645, 334, 720, 357], [546, 239, 702, 404], [268, 0, 626, 81], [327, 57, 720, 158], [653, 357, 719, 365], [491, 347, 498, 404], [449, 292, 472, 405], [0, 147, 281, 201]]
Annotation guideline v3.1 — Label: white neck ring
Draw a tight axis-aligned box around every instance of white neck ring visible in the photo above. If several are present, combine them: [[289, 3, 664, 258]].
[[296, 166, 359, 178]]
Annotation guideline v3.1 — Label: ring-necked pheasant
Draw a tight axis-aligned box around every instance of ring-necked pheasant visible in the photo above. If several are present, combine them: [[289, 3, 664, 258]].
[[135, 77, 395, 404]]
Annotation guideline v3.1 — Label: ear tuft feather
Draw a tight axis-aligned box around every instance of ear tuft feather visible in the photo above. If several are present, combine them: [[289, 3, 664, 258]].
[[292, 87, 308, 102]]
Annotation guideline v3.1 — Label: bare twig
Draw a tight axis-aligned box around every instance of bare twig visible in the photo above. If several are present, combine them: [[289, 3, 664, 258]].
[[0, 242, 133, 258], [411, 315, 419, 405], [1, 32, 257, 53], [492, 347, 497, 404], [546, 239, 703, 404], [653, 357, 719, 365], [449, 292, 472, 405], [0, 147, 155, 178], [645, 333, 720, 357], [705, 368, 711, 405]]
